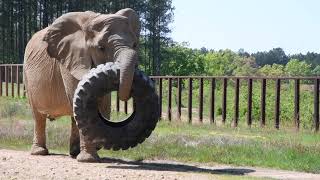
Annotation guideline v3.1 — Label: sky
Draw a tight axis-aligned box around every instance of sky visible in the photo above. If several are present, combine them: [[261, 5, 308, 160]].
[[171, 0, 320, 54]]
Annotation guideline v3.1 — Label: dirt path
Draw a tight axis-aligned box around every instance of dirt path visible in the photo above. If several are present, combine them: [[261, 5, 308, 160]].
[[0, 149, 319, 180]]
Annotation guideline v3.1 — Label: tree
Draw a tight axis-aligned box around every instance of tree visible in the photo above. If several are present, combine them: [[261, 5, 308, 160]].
[[232, 56, 257, 76], [284, 59, 312, 76], [160, 42, 204, 76], [203, 49, 237, 76], [312, 65, 320, 76], [143, 0, 174, 75], [258, 64, 285, 76], [289, 52, 320, 68], [0, 0, 175, 75], [253, 47, 288, 66]]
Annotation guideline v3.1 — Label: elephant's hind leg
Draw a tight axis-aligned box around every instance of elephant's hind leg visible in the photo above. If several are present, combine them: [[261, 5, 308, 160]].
[[69, 117, 80, 158], [30, 110, 48, 155]]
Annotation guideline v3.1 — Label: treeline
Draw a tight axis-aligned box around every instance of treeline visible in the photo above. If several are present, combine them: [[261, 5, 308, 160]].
[[1, 0, 319, 77], [159, 43, 320, 76], [0, 0, 173, 75]]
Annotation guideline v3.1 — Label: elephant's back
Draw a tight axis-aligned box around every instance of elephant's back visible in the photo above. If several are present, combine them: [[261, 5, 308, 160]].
[[23, 28, 72, 118], [24, 28, 51, 71]]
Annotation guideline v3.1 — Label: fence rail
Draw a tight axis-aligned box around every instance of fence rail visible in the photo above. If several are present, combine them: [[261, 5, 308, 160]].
[[1, 64, 319, 132]]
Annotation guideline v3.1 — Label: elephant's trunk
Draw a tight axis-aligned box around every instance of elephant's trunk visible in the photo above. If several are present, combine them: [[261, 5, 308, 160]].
[[115, 48, 137, 101]]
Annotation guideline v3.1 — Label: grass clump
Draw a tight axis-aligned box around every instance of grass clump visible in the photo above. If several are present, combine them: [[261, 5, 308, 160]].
[[0, 96, 31, 120]]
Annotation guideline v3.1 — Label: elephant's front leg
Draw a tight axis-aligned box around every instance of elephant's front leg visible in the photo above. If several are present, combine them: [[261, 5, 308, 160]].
[[31, 110, 49, 155], [76, 131, 100, 162], [75, 95, 109, 162], [98, 94, 111, 119], [69, 117, 80, 158]]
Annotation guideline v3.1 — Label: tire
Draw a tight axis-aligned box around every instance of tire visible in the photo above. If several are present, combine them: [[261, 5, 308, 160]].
[[73, 62, 160, 150]]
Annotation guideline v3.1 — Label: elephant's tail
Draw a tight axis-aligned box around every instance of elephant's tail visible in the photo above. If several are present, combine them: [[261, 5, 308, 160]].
[[73, 62, 160, 150]]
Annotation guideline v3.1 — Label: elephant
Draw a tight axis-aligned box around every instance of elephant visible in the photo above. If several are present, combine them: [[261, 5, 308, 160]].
[[23, 8, 159, 162]]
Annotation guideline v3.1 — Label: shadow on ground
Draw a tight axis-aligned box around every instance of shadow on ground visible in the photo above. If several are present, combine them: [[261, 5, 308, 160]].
[[47, 153, 255, 175], [101, 157, 255, 176]]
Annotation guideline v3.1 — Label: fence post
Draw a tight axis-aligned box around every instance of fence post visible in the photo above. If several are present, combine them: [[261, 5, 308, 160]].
[[222, 78, 227, 124], [247, 79, 253, 127], [11, 65, 14, 97], [275, 79, 281, 129], [167, 78, 172, 121], [177, 78, 182, 120], [314, 79, 319, 132], [209, 78, 215, 124], [260, 79, 266, 127], [5, 66, 8, 97], [23, 83, 26, 97], [198, 78, 203, 123], [233, 78, 240, 127], [294, 79, 300, 131], [116, 92, 120, 112], [188, 78, 193, 123], [17, 65, 20, 97], [124, 101, 128, 114], [0, 66, 2, 96], [159, 78, 163, 119]]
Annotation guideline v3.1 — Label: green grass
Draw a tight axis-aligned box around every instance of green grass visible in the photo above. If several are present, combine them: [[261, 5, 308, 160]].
[[101, 122, 320, 173], [1, 96, 320, 174], [1, 90, 320, 171]]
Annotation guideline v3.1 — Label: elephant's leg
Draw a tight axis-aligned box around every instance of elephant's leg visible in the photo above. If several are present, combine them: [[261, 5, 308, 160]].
[[30, 110, 48, 155], [98, 93, 111, 119], [76, 131, 100, 163], [69, 117, 80, 158]]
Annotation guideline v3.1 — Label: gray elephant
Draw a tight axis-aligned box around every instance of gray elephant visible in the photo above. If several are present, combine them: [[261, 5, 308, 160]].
[[23, 8, 159, 162]]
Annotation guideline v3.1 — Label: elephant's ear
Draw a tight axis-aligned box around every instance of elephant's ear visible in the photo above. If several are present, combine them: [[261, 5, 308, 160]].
[[43, 11, 97, 80], [116, 8, 140, 49]]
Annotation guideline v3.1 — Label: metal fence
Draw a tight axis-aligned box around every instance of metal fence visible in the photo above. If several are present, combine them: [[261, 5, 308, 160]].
[[0, 64, 25, 97], [1, 64, 319, 131]]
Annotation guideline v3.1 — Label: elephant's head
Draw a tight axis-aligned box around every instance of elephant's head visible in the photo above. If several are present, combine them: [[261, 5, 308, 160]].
[[43, 8, 140, 101]]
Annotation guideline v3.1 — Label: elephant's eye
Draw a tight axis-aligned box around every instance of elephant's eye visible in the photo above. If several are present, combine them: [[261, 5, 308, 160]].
[[98, 45, 105, 51]]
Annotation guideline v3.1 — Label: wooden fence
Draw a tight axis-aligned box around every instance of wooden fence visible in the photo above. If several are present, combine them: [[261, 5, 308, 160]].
[[1, 64, 319, 131]]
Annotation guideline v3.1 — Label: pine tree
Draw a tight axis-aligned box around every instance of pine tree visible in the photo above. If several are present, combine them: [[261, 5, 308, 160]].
[[0, 0, 174, 75]]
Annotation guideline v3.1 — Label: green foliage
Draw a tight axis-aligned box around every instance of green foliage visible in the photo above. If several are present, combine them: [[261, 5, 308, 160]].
[[158, 44, 319, 77], [285, 59, 312, 76], [0, 97, 30, 120], [290, 52, 320, 68], [258, 64, 285, 76], [312, 65, 320, 76], [232, 56, 257, 76], [203, 49, 236, 76], [256, 59, 313, 77], [160, 42, 205, 75], [160, 45, 260, 76]]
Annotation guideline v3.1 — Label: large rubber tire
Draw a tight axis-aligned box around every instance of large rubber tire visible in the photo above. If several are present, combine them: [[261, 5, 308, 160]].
[[73, 62, 159, 150]]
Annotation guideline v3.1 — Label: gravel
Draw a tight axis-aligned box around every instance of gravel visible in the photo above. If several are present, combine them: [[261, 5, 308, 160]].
[[0, 149, 319, 180]]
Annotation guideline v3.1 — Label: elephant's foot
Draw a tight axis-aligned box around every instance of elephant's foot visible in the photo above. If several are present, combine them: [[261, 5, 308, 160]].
[[69, 144, 80, 158], [30, 144, 48, 155], [76, 150, 100, 163]]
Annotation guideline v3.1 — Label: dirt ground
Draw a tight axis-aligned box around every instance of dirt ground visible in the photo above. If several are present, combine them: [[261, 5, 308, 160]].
[[0, 149, 319, 180]]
